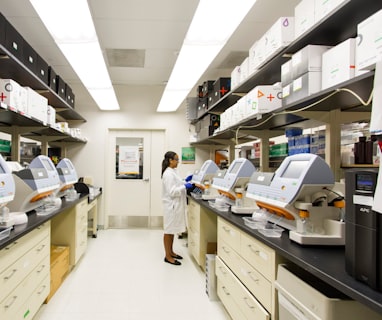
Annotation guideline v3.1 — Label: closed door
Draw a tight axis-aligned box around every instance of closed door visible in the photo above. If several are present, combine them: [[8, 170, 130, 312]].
[[105, 129, 165, 228]]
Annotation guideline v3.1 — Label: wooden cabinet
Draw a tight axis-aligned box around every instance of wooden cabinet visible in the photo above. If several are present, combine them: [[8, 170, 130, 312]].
[[0, 222, 50, 320], [187, 198, 217, 270], [216, 217, 284, 319], [51, 198, 88, 267]]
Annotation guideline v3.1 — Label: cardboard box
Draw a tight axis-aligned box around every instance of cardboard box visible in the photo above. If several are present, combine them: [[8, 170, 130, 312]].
[[294, 0, 316, 39], [208, 77, 231, 106], [314, 0, 347, 23], [45, 245, 70, 303], [292, 45, 332, 79], [291, 71, 321, 103], [230, 65, 241, 89], [322, 38, 356, 90], [356, 9, 382, 71], [239, 57, 250, 84], [265, 17, 295, 60], [47, 105, 56, 126], [281, 59, 293, 84], [36, 54, 49, 85], [0, 78, 27, 113], [5, 20, 24, 60], [24, 87, 48, 123], [247, 84, 282, 115]]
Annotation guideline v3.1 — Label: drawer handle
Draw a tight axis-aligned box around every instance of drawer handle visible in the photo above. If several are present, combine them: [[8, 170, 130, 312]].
[[36, 244, 46, 252], [248, 272, 259, 283], [38, 285, 48, 295], [222, 226, 230, 232], [5, 241, 18, 250], [243, 297, 255, 309], [222, 246, 230, 254], [5, 296, 17, 309], [4, 269, 17, 280], [37, 264, 47, 273], [218, 266, 227, 275], [222, 286, 230, 296], [248, 245, 260, 255]]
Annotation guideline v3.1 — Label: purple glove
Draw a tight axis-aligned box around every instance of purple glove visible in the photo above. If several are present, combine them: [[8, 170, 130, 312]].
[[184, 182, 193, 189], [185, 174, 193, 182]]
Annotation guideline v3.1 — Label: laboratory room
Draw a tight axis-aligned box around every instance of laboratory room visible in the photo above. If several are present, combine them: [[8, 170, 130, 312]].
[[1, 0, 382, 319]]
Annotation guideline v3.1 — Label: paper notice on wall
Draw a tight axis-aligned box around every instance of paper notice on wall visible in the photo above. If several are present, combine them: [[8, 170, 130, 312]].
[[119, 146, 139, 174], [370, 60, 382, 134]]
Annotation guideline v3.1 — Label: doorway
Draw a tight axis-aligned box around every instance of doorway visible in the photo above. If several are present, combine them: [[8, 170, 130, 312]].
[[105, 129, 165, 228]]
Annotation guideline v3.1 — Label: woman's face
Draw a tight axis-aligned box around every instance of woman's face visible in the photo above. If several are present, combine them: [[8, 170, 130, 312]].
[[169, 154, 179, 168]]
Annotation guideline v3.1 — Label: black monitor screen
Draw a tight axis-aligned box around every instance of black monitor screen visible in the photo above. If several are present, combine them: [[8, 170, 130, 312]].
[[281, 160, 309, 179]]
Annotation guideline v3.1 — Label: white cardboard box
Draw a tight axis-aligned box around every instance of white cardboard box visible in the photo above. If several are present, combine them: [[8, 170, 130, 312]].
[[0, 79, 27, 113], [266, 17, 295, 60], [294, 0, 316, 39], [239, 57, 250, 84], [24, 87, 48, 124], [314, 0, 347, 23], [281, 59, 293, 84], [47, 105, 56, 126], [247, 84, 282, 115], [292, 71, 322, 102], [356, 9, 381, 70], [292, 45, 332, 79], [230, 66, 241, 90], [322, 38, 356, 90], [248, 36, 267, 73], [374, 9, 382, 62]]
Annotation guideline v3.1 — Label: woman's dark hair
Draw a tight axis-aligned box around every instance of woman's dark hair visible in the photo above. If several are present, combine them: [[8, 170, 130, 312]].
[[161, 151, 177, 177]]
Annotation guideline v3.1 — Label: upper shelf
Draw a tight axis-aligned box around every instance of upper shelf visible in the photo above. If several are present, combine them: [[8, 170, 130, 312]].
[[197, 0, 381, 120], [0, 45, 85, 122], [0, 102, 86, 143]]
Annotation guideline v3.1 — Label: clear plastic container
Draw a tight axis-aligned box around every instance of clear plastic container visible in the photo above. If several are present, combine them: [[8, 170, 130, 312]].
[[243, 217, 267, 229], [0, 227, 12, 240], [258, 224, 284, 238]]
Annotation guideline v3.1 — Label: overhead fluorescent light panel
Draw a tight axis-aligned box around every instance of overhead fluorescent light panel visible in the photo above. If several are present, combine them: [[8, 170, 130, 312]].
[[30, 0, 120, 110]]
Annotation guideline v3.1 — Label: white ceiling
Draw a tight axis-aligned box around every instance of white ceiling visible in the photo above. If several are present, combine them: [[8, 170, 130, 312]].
[[0, 0, 299, 112]]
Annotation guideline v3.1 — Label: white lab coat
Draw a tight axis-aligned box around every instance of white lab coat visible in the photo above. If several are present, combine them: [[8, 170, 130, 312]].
[[161, 167, 187, 234]]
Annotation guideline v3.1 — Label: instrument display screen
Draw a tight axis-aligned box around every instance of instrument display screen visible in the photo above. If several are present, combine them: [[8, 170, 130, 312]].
[[356, 174, 374, 192]]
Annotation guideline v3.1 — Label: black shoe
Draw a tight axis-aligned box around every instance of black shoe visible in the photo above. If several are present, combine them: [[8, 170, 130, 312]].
[[171, 254, 183, 260], [164, 257, 181, 265]]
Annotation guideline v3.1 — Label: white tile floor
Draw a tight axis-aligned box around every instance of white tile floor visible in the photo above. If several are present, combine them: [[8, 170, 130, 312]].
[[34, 228, 231, 320]]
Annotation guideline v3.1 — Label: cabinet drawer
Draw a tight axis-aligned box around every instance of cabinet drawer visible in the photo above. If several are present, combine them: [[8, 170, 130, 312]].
[[231, 273, 270, 320], [16, 275, 50, 320], [217, 279, 246, 320], [188, 209, 200, 232], [217, 218, 241, 252], [236, 253, 272, 312], [0, 235, 50, 302], [188, 229, 200, 264], [241, 232, 276, 280], [0, 222, 50, 272], [0, 254, 50, 319], [218, 237, 241, 271]]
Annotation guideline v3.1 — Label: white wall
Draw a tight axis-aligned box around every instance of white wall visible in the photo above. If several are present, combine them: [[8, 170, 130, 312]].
[[65, 85, 206, 226]]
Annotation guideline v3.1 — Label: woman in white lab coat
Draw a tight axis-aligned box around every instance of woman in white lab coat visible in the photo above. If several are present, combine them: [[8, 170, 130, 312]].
[[161, 151, 193, 266]]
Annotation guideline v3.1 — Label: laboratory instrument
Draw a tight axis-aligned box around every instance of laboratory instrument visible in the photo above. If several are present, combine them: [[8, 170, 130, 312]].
[[211, 158, 257, 214], [55, 158, 79, 198], [191, 160, 219, 200], [7, 155, 60, 214], [345, 168, 382, 291], [0, 154, 16, 228], [246, 153, 345, 245]]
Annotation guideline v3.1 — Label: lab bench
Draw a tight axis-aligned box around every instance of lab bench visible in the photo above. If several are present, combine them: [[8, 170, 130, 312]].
[[188, 196, 382, 317], [0, 194, 100, 320]]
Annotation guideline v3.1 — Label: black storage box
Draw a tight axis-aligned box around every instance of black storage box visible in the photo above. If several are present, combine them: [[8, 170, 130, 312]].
[[56, 75, 66, 99], [0, 13, 6, 48], [48, 67, 58, 92], [65, 84, 75, 108], [202, 80, 214, 97], [5, 20, 23, 60], [209, 77, 231, 105], [22, 41, 38, 74], [36, 54, 49, 85], [197, 96, 208, 118], [197, 85, 203, 98]]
